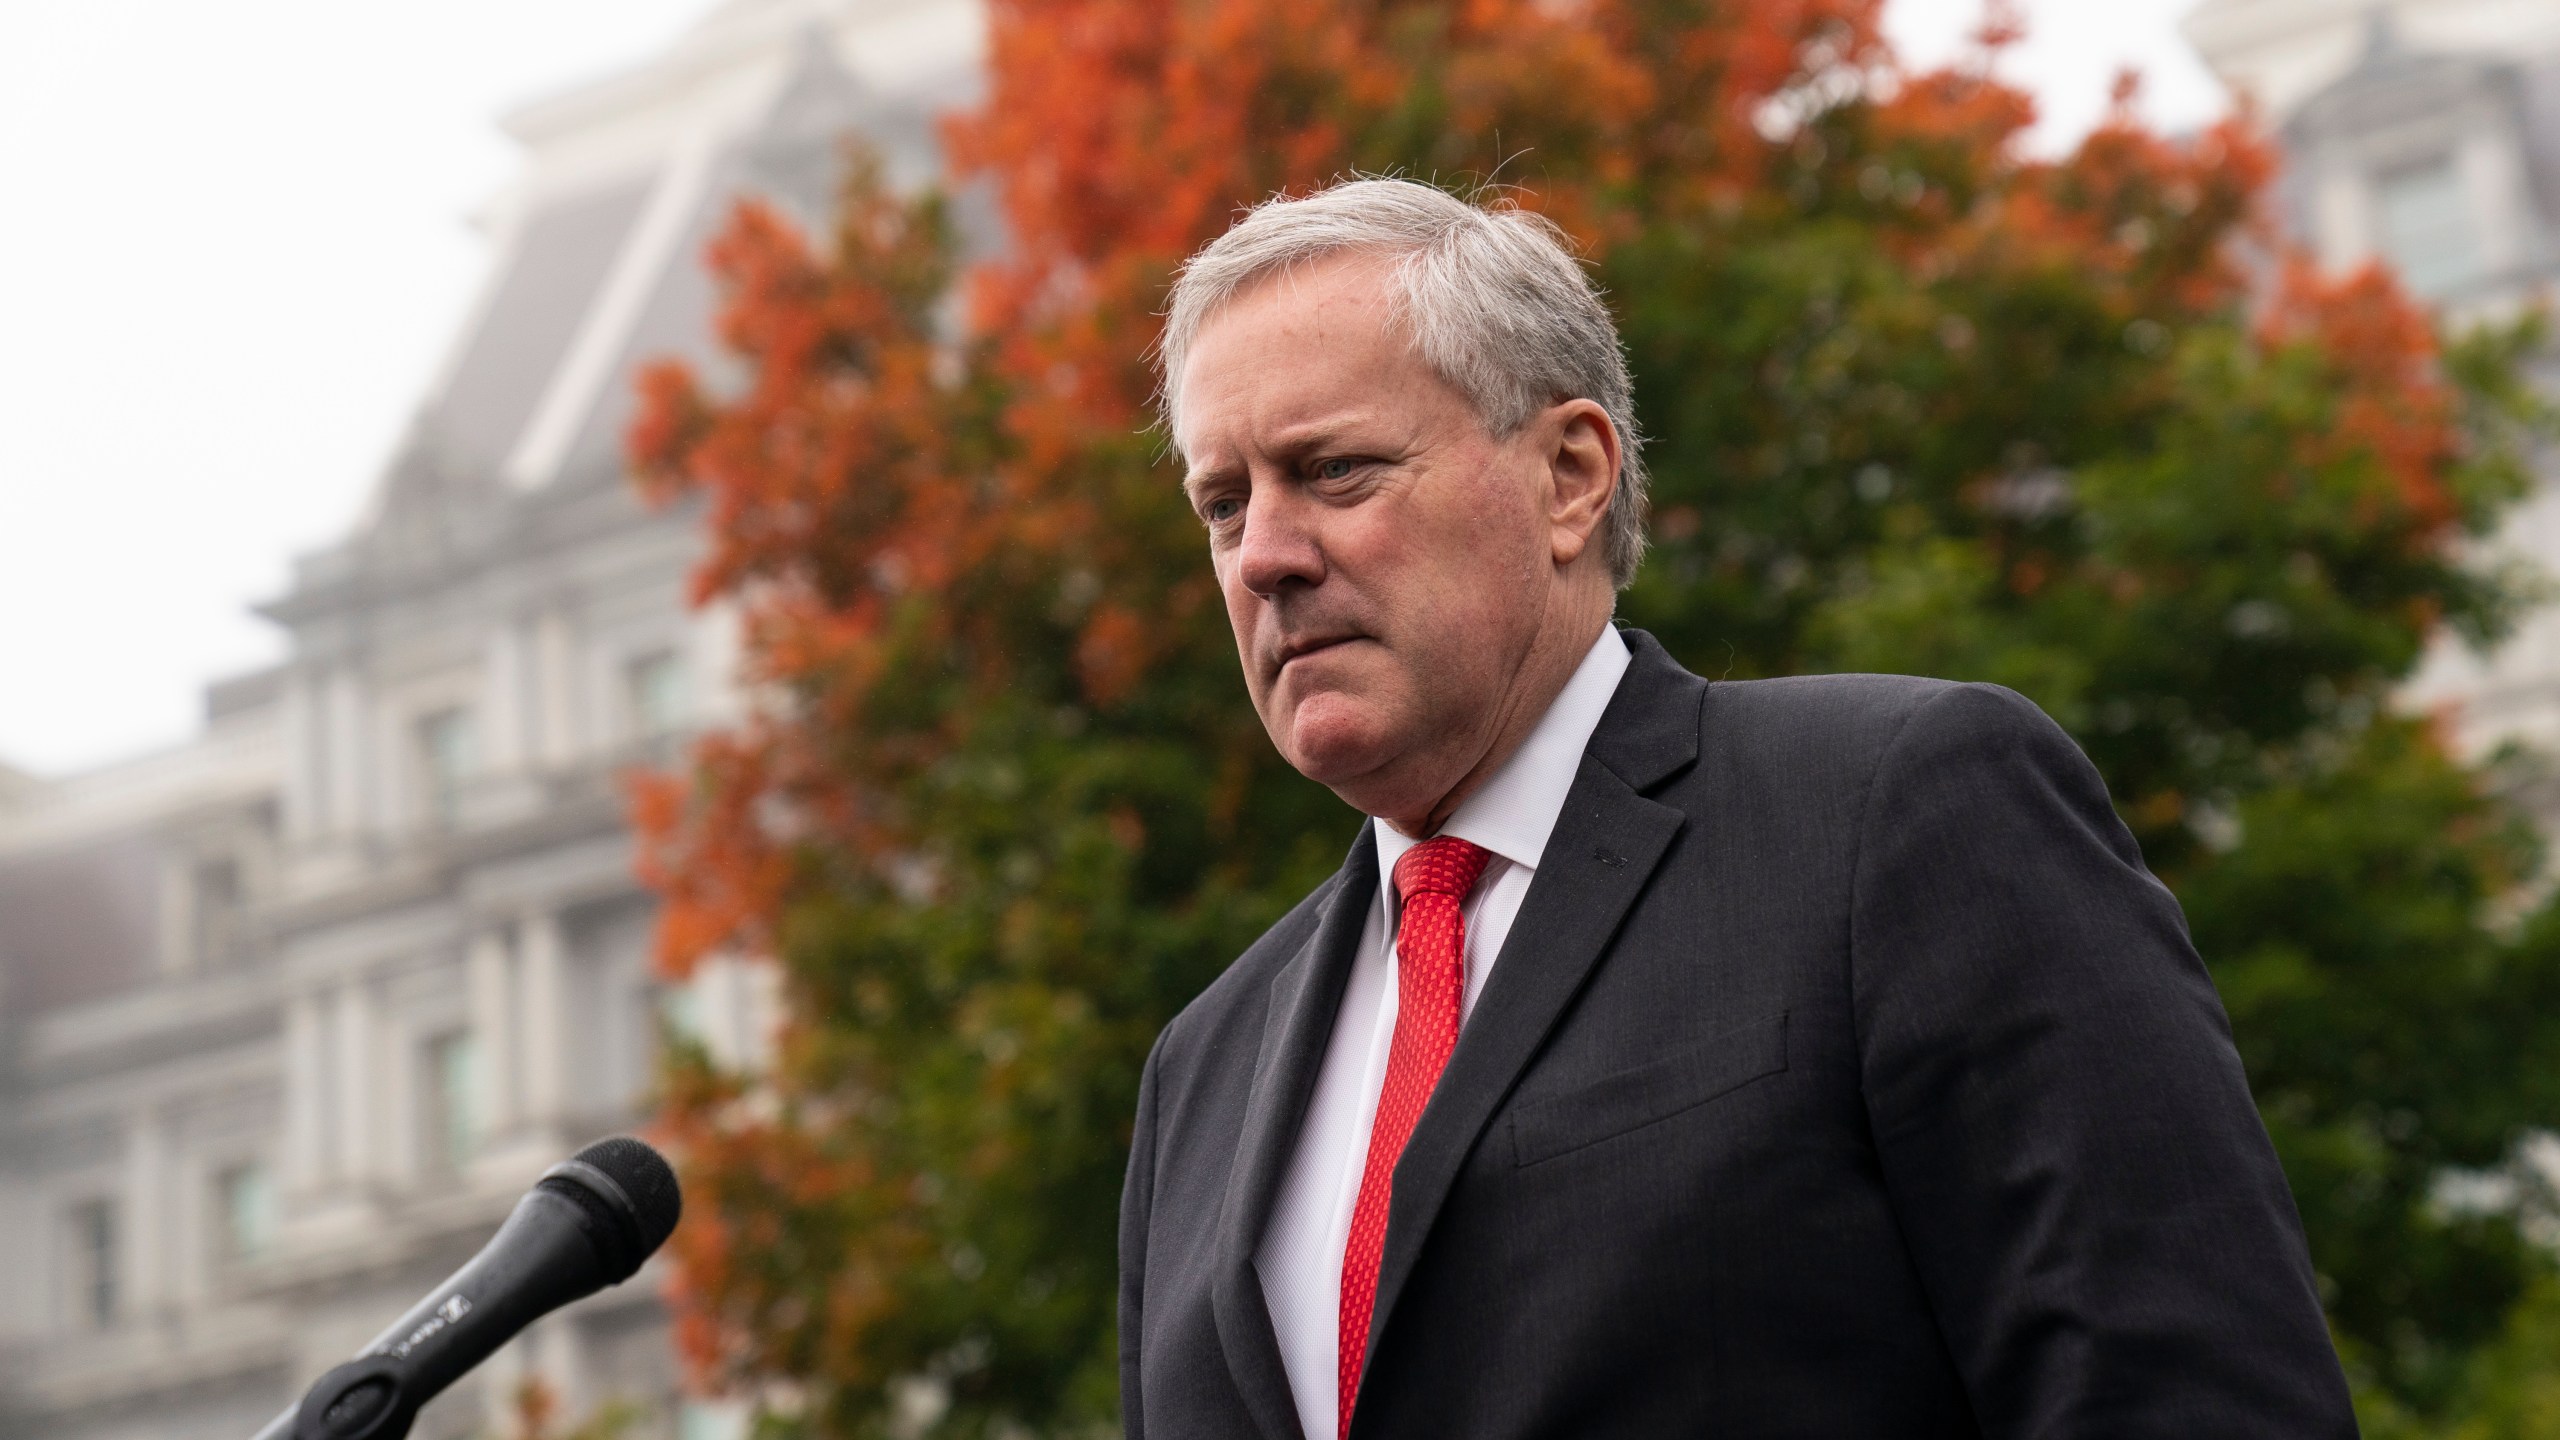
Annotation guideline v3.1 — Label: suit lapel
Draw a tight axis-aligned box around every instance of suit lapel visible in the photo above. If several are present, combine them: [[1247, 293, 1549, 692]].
[[1211, 822, 1381, 1440], [1358, 629, 1708, 1379]]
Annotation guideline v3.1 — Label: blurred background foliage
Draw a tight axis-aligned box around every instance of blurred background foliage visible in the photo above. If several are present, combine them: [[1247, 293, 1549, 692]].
[[623, 0, 2560, 1433]]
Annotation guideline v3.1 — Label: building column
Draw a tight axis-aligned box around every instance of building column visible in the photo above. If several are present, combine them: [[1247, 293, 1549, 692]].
[[534, 611, 579, 769], [156, 855, 195, 975], [283, 668, 327, 843], [484, 624, 529, 775], [2460, 128, 2524, 276], [468, 929, 521, 1139], [381, 1005, 421, 1185], [326, 670, 371, 836], [124, 1110, 169, 1318], [284, 990, 330, 1191], [332, 980, 380, 1187], [518, 911, 570, 1129]]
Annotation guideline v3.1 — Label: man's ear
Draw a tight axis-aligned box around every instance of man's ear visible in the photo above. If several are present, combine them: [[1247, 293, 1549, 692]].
[[1544, 399, 1620, 568]]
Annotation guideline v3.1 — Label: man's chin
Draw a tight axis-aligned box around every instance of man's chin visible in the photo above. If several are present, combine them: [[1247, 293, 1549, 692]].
[[1272, 701, 1399, 790]]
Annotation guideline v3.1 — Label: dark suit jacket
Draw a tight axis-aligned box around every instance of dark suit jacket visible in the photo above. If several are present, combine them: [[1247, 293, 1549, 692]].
[[1119, 628, 2355, 1439]]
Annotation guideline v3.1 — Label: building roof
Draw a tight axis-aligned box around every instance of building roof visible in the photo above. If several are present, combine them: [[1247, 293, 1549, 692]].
[[329, 1, 966, 590], [2187, 0, 2560, 122]]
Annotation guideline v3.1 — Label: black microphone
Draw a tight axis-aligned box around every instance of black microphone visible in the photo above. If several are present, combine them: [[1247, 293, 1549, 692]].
[[249, 1136, 683, 1440]]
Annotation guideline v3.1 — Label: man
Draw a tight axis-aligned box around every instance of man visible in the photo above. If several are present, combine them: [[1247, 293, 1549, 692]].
[[1121, 178, 2355, 1438]]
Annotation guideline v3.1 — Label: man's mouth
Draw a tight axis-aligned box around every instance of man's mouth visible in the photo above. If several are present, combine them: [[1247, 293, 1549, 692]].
[[1275, 634, 1361, 669]]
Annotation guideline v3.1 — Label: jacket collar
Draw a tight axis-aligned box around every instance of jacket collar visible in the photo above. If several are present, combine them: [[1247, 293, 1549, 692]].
[[1587, 625, 1708, 793], [1211, 824, 1379, 1440]]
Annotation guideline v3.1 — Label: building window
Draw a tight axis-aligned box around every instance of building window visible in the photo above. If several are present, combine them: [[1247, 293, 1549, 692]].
[[677, 1400, 750, 1440], [2375, 155, 2481, 299], [658, 979, 705, 1046], [417, 708, 476, 824], [626, 649, 686, 740], [215, 1161, 275, 1262], [194, 855, 243, 965], [65, 1199, 117, 1329], [421, 1030, 479, 1171]]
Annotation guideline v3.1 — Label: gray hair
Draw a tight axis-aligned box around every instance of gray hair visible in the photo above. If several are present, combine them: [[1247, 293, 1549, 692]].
[[1159, 178, 1649, 588]]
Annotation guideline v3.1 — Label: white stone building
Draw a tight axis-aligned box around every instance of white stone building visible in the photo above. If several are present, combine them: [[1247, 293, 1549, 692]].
[[9, 2, 2550, 1438], [2185, 0, 2560, 762], [0, 3, 976, 1437]]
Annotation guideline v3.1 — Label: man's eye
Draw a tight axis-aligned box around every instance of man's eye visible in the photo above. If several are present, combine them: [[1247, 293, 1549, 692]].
[[1205, 496, 1244, 525], [1314, 458, 1357, 481]]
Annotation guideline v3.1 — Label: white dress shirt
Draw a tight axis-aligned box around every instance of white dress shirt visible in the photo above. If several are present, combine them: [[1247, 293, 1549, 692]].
[[1253, 624, 1634, 1440]]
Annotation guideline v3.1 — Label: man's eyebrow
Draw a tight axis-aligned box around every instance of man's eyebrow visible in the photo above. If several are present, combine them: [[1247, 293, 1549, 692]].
[[1181, 462, 1240, 505]]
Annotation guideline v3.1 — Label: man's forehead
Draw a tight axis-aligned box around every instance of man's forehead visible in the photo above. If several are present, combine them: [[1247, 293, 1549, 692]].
[[1175, 264, 1421, 462], [1221, 248, 1399, 322], [1189, 265, 1399, 374]]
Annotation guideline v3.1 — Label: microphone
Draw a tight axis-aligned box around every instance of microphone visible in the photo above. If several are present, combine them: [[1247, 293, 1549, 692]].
[[249, 1136, 683, 1440]]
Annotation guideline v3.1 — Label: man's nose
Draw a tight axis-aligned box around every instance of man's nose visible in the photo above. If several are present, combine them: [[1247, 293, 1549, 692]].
[[1234, 491, 1326, 598]]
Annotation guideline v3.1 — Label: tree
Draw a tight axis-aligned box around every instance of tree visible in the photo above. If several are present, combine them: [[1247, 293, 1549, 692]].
[[629, 152, 1344, 1435], [628, 3, 2558, 1433]]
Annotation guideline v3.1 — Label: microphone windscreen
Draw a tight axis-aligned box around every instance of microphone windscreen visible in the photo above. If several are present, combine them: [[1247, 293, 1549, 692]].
[[573, 1135, 683, 1254]]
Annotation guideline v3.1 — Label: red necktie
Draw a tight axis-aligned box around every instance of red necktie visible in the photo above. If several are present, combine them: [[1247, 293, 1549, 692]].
[[1337, 835, 1494, 1437]]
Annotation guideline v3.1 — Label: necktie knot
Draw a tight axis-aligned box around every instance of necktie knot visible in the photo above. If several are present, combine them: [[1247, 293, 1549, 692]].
[[1392, 835, 1493, 904]]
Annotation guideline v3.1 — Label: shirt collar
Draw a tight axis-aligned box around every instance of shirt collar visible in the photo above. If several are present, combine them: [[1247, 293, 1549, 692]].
[[1374, 624, 1633, 894]]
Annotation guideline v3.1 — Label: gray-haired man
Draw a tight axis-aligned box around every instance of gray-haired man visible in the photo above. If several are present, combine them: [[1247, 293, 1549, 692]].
[[1120, 178, 2354, 1439]]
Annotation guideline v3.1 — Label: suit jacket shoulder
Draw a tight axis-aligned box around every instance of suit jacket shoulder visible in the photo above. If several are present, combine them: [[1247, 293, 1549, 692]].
[[1697, 669, 1971, 783]]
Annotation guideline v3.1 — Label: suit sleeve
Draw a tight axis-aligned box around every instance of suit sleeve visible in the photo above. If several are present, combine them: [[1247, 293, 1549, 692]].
[[1119, 1025, 1168, 1440], [1849, 683, 2355, 1436]]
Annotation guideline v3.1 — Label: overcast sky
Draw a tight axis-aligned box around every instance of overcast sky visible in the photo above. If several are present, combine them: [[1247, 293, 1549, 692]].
[[0, 0, 2224, 778]]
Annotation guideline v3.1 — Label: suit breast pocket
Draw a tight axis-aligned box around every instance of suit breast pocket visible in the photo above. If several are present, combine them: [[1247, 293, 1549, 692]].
[[1509, 1011, 1789, 1168]]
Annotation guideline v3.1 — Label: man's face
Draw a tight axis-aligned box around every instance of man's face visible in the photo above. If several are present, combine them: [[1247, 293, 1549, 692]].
[[1175, 256, 1576, 819]]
